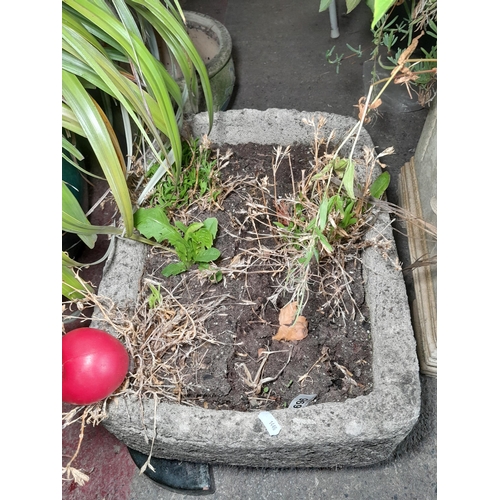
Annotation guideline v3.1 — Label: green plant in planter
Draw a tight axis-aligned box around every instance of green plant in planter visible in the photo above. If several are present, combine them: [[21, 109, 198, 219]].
[[268, 114, 393, 321], [134, 207, 221, 277], [275, 173, 391, 319], [146, 138, 221, 212], [321, 0, 437, 111], [62, 0, 214, 299]]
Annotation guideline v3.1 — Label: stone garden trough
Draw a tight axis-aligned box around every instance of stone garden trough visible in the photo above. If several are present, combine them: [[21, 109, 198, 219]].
[[92, 109, 421, 468]]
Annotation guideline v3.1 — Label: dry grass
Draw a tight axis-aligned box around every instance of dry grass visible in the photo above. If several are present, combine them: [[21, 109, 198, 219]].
[[61, 398, 109, 484], [64, 281, 231, 406], [226, 118, 395, 322]]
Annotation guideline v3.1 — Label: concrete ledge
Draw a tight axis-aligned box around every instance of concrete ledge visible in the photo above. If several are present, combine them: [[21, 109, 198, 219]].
[[93, 109, 420, 468], [399, 99, 437, 377]]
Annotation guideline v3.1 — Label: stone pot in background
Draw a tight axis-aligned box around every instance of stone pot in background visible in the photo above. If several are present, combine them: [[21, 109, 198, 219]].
[[156, 11, 235, 112]]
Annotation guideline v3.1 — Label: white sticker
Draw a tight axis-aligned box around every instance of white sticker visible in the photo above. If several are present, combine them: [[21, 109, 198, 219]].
[[258, 411, 281, 436], [289, 394, 317, 409]]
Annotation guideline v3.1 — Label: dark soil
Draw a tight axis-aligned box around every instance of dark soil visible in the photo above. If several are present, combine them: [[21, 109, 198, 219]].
[[141, 142, 373, 412]]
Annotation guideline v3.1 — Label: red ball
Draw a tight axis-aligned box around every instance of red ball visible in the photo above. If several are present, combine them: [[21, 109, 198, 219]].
[[62, 327, 129, 405]]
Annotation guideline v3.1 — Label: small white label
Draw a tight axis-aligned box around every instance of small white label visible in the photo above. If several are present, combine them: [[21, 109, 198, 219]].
[[289, 394, 317, 409], [258, 411, 281, 436]]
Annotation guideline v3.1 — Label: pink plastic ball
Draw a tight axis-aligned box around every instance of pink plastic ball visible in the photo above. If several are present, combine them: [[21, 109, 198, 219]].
[[62, 327, 129, 405]]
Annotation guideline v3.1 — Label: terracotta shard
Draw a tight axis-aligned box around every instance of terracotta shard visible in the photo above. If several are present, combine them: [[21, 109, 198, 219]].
[[273, 302, 308, 341], [278, 301, 298, 325]]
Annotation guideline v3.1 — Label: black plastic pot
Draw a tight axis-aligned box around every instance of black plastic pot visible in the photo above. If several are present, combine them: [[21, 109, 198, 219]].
[[62, 155, 89, 259]]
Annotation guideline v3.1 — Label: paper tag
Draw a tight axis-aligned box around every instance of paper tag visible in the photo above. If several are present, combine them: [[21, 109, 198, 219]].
[[289, 394, 317, 409], [258, 411, 281, 436]]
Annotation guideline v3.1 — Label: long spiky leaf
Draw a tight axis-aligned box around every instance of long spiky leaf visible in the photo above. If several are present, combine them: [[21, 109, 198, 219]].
[[62, 71, 135, 236]]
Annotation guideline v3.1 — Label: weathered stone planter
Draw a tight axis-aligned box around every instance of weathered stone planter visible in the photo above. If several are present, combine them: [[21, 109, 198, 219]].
[[93, 109, 420, 469]]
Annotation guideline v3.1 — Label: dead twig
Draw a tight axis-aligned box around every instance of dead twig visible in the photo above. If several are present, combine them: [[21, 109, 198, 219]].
[[235, 349, 292, 395], [298, 347, 330, 386], [62, 407, 91, 486]]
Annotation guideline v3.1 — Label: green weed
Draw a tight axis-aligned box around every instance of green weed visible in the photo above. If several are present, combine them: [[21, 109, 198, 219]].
[[325, 46, 344, 73], [269, 117, 392, 320], [147, 138, 221, 212], [147, 284, 162, 309], [134, 207, 221, 278]]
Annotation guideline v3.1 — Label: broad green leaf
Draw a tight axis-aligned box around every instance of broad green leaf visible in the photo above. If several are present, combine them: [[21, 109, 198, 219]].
[[333, 157, 350, 173], [184, 222, 204, 238], [134, 207, 180, 243], [345, 0, 363, 14], [371, 0, 398, 29], [134, 206, 170, 230], [191, 227, 213, 249], [203, 217, 219, 238], [162, 261, 187, 277], [195, 248, 221, 263], [342, 159, 356, 200], [370, 171, 391, 199], [175, 243, 190, 264]]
